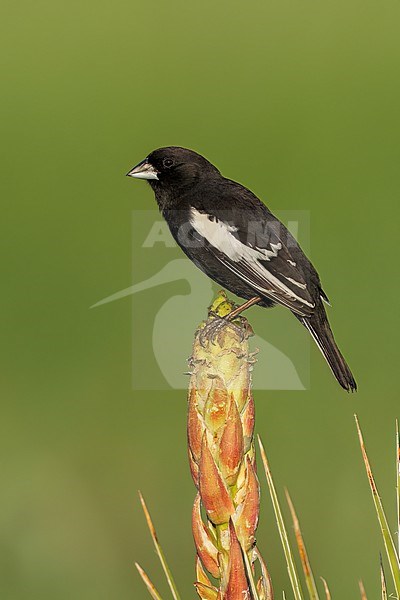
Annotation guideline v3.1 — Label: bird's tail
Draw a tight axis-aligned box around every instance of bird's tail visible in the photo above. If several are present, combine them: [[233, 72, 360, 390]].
[[298, 307, 357, 392]]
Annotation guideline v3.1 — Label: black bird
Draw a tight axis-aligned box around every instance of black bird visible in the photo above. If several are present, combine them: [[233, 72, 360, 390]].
[[127, 146, 356, 392]]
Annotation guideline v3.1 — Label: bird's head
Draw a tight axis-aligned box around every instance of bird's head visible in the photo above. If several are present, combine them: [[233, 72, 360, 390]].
[[127, 146, 220, 193]]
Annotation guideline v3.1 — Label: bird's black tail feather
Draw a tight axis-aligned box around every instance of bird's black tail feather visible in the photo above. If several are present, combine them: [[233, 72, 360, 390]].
[[298, 307, 357, 392]]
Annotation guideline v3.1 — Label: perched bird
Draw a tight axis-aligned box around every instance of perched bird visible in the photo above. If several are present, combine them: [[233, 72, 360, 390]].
[[127, 146, 356, 392]]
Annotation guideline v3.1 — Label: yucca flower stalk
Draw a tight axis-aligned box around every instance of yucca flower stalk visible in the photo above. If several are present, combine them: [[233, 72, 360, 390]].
[[187, 291, 272, 600], [136, 293, 393, 599]]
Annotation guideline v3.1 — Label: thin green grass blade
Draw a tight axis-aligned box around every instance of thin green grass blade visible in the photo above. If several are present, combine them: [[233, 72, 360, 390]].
[[396, 419, 400, 559], [135, 562, 164, 600], [380, 554, 388, 600], [258, 435, 304, 600], [355, 416, 400, 596], [241, 548, 261, 600], [320, 577, 331, 600], [139, 492, 181, 600], [285, 489, 320, 600]]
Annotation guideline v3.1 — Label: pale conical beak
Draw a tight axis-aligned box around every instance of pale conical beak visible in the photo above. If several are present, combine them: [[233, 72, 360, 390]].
[[126, 159, 159, 180]]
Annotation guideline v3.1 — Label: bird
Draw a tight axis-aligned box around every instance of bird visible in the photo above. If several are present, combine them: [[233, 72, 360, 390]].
[[126, 146, 357, 392]]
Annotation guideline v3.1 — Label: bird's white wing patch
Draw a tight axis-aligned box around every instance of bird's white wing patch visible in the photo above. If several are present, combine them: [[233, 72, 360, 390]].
[[189, 208, 314, 311], [190, 208, 281, 262]]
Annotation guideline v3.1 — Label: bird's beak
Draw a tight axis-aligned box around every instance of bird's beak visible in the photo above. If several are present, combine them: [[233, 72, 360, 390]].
[[126, 159, 159, 180]]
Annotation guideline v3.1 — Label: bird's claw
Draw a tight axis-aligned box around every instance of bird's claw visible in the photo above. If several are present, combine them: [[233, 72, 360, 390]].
[[199, 314, 245, 347]]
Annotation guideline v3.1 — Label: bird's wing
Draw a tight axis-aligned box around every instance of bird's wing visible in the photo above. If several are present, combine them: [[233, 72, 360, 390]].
[[189, 207, 315, 317]]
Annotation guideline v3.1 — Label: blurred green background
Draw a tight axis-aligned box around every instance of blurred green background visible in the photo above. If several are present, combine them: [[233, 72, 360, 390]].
[[1, 0, 400, 597]]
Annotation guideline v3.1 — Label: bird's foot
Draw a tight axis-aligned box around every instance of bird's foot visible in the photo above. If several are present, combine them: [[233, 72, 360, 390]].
[[199, 312, 245, 347]]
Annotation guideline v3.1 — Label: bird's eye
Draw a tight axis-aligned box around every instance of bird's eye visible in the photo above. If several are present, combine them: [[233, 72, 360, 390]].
[[163, 158, 174, 168]]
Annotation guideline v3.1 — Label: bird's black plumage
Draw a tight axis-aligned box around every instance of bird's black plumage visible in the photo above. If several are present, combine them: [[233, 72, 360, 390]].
[[127, 146, 357, 392]]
